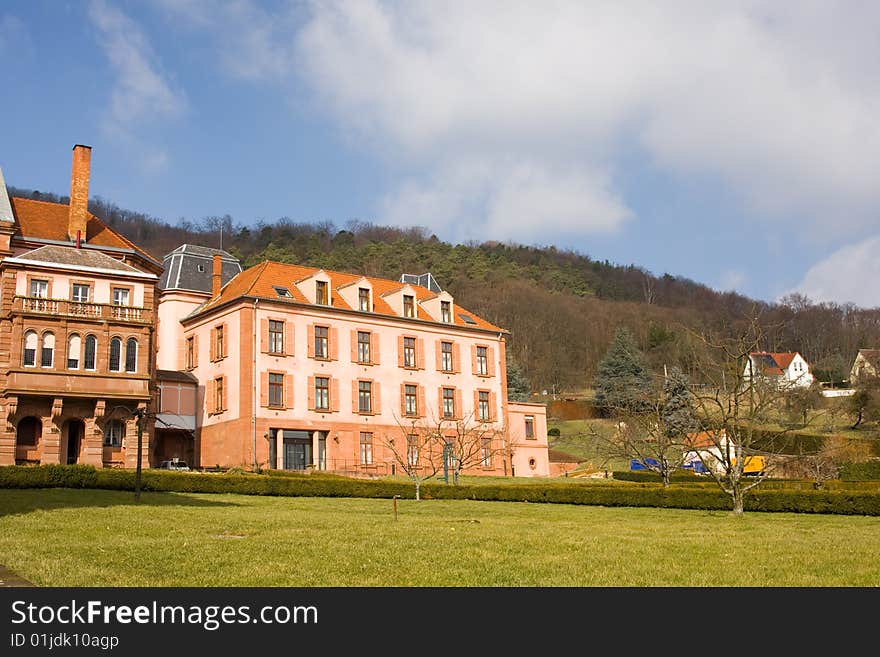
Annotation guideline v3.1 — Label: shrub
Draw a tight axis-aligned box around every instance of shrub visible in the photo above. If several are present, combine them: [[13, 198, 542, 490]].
[[839, 460, 880, 481], [547, 427, 561, 437], [611, 470, 702, 483]]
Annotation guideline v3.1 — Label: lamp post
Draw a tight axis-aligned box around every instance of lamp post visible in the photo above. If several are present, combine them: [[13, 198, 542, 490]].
[[134, 407, 144, 502]]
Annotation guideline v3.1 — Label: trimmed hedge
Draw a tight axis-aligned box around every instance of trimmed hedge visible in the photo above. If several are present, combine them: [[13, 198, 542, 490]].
[[1, 465, 879, 515], [839, 460, 880, 481], [611, 470, 703, 483]]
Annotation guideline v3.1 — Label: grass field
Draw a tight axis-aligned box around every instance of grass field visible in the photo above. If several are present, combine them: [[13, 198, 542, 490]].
[[1, 488, 878, 586]]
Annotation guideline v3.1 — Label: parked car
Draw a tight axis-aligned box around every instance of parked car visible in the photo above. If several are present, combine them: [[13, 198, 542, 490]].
[[157, 459, 190, 471]]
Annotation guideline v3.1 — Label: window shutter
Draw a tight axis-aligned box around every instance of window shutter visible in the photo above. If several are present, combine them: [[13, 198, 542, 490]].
[[307, 325, 315, 358], [371, 332, 380, 365], [454, 388, 463, 420], [474, 390, 480, 420], [488, 346, 496, 377], [221, 323, 228, 358], [330, 328, 339, 361], [331, 378, 340, 412], [490, 391, 498, 421], [284, 321, 295, 356], [219, 377, 226, 410], [435, 341, 443, 371], [400, 383, 406, 417], [260, 371, 269, 407], [284, 374, 293, 409], [307, 376, 315, 410], [417, 385, 426, 418], [373, 382, 381, 414], [260, 318, 269, 353], [350, 330, 358, 363], [209, 328, 216, 361], [192, 334, 199, 368], [453, 343, 461, 373], [471, 345, 478, 375], [206, 380, 215, 415], [352, 380, 359, 413], [416, 338, 425, 369], [397, 336, 405, 367], [438, 387, 444, 418]]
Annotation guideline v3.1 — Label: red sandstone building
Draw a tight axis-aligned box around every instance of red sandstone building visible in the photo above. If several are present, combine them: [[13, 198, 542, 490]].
[[0, 145, 550, 477]]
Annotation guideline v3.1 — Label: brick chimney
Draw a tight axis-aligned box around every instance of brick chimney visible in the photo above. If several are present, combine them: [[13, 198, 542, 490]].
[[212, 254, 222, 297], [68, 144, 91, 242]]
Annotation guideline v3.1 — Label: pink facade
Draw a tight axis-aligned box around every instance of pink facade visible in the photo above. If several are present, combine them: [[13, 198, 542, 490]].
[[162, 260, 551, 477]]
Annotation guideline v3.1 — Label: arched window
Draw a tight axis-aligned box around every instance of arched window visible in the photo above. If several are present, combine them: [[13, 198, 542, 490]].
[[125, 338, 138, 373], [84, 335, 97, 370], [67, 334, 81, 370], [23, 331, 38, 367], [16, 417, 41, 446], [40, 332, 55, 368], [109, 337, 122, 372], [104, 419, 125, 447]]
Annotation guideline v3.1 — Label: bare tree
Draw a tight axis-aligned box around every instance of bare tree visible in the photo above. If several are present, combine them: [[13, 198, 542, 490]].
[[382, 417, 444, 501], [432, 411, 505, 484], [685, 316, 807, 514]]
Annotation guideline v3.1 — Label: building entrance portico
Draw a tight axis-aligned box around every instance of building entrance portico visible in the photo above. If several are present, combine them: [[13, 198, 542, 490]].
[[270, 429, 327, 471]]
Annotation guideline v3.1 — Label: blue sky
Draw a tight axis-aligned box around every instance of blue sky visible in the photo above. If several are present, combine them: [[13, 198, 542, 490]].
[[2, 1, 879, 306]]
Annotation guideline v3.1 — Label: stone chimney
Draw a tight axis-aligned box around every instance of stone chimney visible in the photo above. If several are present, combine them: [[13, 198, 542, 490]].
[[212, 254, 222, 297], [68, 144, 91, 242]]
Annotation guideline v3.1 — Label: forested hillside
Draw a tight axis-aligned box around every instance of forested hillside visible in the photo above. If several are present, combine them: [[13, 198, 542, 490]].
[[10, 186, 880, 391]]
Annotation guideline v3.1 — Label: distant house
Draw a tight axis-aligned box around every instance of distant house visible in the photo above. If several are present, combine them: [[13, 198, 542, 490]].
[[743, 352, 814, 389], [849, 349, 880, 385], [683, 430, 730, 475]]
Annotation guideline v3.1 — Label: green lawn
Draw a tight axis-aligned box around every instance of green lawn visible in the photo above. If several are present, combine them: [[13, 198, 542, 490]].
[[2, 489, 878, 586]]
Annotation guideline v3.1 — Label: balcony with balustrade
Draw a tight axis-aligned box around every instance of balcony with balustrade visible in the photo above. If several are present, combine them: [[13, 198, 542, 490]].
[[11, 295, 151, 324]]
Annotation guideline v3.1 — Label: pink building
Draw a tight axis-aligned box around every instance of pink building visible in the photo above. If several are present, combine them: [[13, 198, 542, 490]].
[[158, 256, 551, 477]]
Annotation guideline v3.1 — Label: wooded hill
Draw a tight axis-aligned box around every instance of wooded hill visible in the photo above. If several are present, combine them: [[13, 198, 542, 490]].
[[10, 186, 880, 392]]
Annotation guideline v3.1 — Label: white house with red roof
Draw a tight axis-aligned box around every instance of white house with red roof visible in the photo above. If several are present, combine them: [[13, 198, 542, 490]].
[[743, 351, 814, 389]]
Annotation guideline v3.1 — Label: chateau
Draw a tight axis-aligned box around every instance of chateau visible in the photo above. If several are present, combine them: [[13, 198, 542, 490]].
[[0, 145, 549, 477]]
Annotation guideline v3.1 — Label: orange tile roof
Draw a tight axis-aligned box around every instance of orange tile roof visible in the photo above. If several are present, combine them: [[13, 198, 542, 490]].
[[9, 197, 157, 263], [686, 430, 727, 448], [198, 260, 505, 332]]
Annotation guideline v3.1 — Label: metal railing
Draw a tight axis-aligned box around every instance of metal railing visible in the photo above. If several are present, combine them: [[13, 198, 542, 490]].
[[14, 296, 148, 323]]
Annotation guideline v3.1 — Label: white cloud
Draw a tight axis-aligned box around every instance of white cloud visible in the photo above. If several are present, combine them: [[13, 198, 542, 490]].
[[719, 270, 747, 293], [89, 0, 186, 169], [788, 236, 880, 308], [291, 1, 880, 242]]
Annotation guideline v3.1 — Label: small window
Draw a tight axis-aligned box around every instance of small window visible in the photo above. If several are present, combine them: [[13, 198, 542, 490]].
[[71, 284, 90, 303], [405, 384, 418, 416], [84, 335, 97, 370], [358, 287, 371, 312], [360, 432, 373, 465], [406, 434, 419, 467], [478, 391, 490, 421], [358, 380, 372, 413], [197, 264, 205, 273], [481, 438, 492, 467], [23, 330, 38, 367], [269, 320, 284, 354], [67, 334, 81, 370], [441, 342, 453, 372], [442, 388, 455, 418], [185, 336, 194, 370], [525, 416, 535, 439], [109, 337, 122, 372], [112, 288, 130, 306], [316, 280, 328, 305], [403, 337, 416, 368], [357, 331, 371, 364], [273, 286, 291, 298], [315, 376, 330, 410], [476, 346, 488, 376], [441, 300, 452, 323], [403, 294, 415, 318], [41, 332, 55, 368], [29, 279, 48, 298], [459, 313, 477, 325], [268, 373, 284, 407], [125, 338, 138, 373], [214, 377, 225, 413], [104, 420, 125, 447], [214, 325, 225, 359], [314, 326, 329, 359]]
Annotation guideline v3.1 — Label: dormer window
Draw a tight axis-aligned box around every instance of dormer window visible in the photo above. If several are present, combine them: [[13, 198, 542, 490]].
[[316, 281, 328, 305], [403, 294, 415, 318], [441, 300, 452, 323], [358, 287, 371, 312], [273, 286, 291, 298]]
